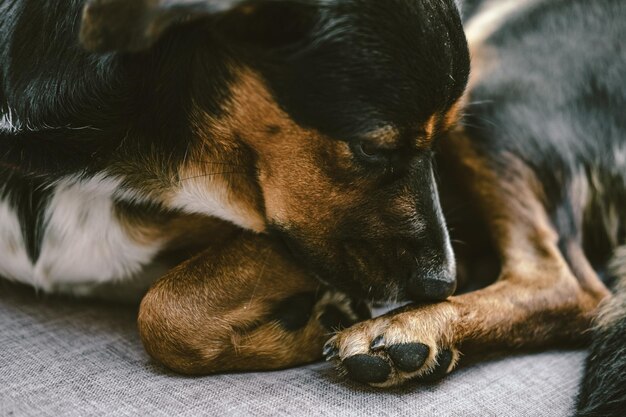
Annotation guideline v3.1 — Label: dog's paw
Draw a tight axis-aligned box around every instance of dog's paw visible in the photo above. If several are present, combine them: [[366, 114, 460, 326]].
[[323, 304, 461, 387], [314, 289, 372, 333], [271, 288, 371, 334]]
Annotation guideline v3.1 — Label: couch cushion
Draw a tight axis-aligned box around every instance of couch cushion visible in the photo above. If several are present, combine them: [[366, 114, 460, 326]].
[[0, 281, 584, 417]]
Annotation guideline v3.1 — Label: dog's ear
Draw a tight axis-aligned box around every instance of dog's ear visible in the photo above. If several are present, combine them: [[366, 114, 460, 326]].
[[79, 0, 250, 53]]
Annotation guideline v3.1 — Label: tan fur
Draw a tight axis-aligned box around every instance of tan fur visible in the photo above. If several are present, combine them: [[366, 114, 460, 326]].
[[443, 101, 463, 131], [365, 125, 401, 147], [138, 233, 331, 374], [182, 68, 360, 235], [419, 114, 438, 147], [222, 69, 366, 230]]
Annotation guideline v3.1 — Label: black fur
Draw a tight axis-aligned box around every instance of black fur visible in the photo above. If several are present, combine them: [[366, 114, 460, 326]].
[[576, 293, 626, 416], [576, 249, 626, 417], [0, 175, 52, 262], [270, 292, 317, 331], [258, 0, 468, 142]]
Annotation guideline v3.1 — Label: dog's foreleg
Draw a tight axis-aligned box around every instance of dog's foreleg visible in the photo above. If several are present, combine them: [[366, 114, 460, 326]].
[[138, 232, 369, 374]]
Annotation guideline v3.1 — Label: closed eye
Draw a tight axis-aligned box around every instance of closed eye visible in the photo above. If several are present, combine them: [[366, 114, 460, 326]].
[[350, 140, 398, 166]]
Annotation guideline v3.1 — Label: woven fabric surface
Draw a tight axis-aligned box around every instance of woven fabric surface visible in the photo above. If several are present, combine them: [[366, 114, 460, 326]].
[[0, 281, 584, 417]]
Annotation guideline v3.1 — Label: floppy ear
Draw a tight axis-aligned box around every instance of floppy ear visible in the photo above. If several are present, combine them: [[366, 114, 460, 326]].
[[79, 0, 248, 53]]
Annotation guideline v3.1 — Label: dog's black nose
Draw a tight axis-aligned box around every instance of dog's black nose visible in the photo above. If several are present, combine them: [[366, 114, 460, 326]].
[[407, 268, 457, 301]]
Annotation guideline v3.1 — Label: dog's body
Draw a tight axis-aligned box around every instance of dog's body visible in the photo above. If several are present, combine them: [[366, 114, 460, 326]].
[[449, 2, 626, 414], [1, 0, 625, 414]]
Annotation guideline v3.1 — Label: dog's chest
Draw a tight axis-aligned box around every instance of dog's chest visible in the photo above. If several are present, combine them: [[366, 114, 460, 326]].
[[0, 177, 163, 291]]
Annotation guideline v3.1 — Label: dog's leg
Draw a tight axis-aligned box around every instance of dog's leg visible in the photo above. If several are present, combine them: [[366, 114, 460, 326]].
[[324, 132, 610, 387], [138, 232, 369, 375]]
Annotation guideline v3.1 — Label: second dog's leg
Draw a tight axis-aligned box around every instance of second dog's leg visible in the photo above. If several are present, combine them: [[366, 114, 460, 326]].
[[138, 232, 369, 375]]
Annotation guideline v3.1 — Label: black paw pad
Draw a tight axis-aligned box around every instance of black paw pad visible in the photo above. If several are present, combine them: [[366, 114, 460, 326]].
[[387, 343, 430, 373], [418, 349, 453, 383], [343, 354, 391, 384]]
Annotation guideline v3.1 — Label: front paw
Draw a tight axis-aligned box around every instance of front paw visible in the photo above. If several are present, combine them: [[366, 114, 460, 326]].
[[323, 304, 461, 387]]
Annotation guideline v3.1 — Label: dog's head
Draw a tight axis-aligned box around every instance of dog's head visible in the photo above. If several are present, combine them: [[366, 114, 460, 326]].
[[81, 0, 469, 302]]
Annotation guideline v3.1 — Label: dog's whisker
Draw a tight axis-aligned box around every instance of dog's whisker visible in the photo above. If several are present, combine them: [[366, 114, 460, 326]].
[[245, 251, 271, 311], [443, 202, 472, 218], [183, 160, 249, 167], [178, 172, 248, 182], [457, 121, 484, 130], [464, 100, 494, 106], [470, 115, 500, 129]]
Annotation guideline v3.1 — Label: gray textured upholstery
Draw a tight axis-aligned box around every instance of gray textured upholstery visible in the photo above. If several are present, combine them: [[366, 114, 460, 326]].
[[0, 281, 583, 416]]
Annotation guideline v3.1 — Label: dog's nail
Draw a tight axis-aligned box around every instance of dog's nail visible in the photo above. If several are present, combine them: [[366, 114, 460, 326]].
[[370, 335, 386, 351], [323, 345, 338, 358], [323, 339, 337, 356]]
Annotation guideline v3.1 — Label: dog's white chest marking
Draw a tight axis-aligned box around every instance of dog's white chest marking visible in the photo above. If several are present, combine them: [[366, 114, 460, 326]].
[[170, 175, 265, 232], [0, 176, 163, 291]]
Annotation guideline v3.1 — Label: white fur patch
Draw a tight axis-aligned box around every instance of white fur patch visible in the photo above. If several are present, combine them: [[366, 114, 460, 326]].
[[0, 108, 20, 133], [170, 174, 265, 232], [0, 200, 36, 281], [0, 175, 164, 291]]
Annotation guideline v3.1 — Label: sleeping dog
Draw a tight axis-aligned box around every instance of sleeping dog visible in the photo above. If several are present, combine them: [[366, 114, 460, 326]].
[[0, 0, 624, 414]]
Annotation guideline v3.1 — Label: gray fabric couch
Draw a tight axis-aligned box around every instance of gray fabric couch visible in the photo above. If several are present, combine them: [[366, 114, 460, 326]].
[[1, 280, 583, 416]]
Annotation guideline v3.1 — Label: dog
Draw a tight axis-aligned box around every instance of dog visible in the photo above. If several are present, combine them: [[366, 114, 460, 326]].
[[1, 0, 467, 367], [0, 0, 624, 414]]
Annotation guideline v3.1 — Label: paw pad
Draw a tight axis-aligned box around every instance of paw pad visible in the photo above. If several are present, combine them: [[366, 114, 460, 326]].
[[343, 354, 391, 384], [387, 343, 430, 373]]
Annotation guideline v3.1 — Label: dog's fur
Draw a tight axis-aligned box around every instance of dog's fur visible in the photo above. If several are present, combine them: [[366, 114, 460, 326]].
[[1, 0, 625, 413]]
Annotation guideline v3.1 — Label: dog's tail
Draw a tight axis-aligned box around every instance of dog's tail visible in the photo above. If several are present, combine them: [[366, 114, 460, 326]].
[[576, 247, 626, 417]]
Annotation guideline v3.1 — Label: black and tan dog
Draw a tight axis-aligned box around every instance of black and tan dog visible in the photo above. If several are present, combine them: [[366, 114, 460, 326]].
[[0, 0, 467, 367], [1, 0, 624, 415]]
